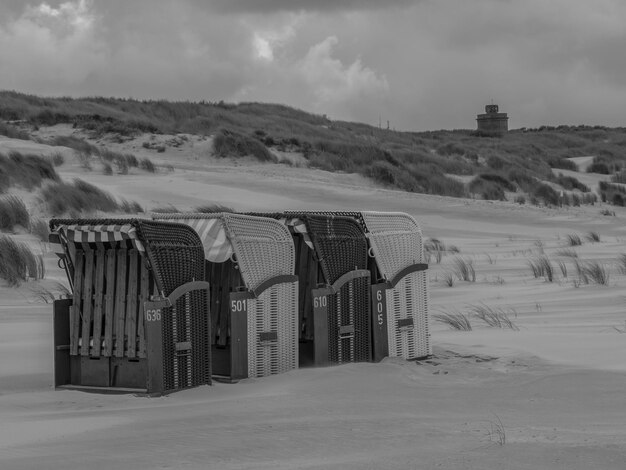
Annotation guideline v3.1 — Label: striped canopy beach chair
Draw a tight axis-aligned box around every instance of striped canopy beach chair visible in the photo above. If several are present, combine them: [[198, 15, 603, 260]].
[[152, 213, 299, 381], [49, 218, 211, 395]]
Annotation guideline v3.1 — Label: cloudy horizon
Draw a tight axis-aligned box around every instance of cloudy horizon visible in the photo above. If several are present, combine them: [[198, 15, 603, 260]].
[[1, 0, 625, 131]]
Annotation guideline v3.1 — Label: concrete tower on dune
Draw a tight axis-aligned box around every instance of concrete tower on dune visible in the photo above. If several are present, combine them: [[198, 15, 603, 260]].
[[476, 104, 508, 133]]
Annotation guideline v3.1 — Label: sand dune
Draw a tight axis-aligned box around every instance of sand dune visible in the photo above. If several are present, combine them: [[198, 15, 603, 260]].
[[1, 134, 625, 469]]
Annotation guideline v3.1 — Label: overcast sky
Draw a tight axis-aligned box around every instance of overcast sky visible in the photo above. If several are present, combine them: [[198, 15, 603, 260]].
[[1, 0, 625, 131]]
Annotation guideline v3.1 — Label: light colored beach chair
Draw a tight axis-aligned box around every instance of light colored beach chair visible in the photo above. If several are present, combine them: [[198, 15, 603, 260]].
[[360, 211, 430, 360]]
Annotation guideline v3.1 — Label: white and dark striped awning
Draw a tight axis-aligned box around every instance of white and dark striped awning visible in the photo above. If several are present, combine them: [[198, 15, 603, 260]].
[[50, 223, 145, 255], [150, 215, 232, 263], [280, 217, 314, 251], [169, 217, 232, 263]]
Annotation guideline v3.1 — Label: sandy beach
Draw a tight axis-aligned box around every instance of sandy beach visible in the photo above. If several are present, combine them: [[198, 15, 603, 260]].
[[1, 133, 625, 469]]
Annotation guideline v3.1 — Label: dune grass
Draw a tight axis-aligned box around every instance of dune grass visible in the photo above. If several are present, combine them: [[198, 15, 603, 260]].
[[195, 204, 234, 213], [0, 235, 45, 286], [151, 205, 180, 213], [565, 233, 583, 246], [214, 128, 277, 162], [557, 260, 568, 278], [425, 238, 447, 264], [469, 304, 519, 330], [40, 179, 140, 217], [484, 253, 496, 264], [574, 259, 589, 285], [617, 254, 626, 275], [27, 280, 71, 303], [114, 156, 129, 175], [5, 91, 626, 203], [600, 208, 616, 216], [585, 231, 600, 243], [556, 248, 578, 258], [30, 218, 49, 242], [583, 261, 610, 285], [119, 199, 144, 214], [443, 272, 455, 287], [139, 158, 157, 173], [0, 151, 60, 193], [49, 135, 100, 156], [433, 311, 472, 331], [0, 195, 30, 231], [76, 150, 93, 170], [0, 121, 31, 140], [528, 255, 554, 282], [51, 152, 65, 166], [573, 259, 610, 286], [598, 181, 626, 206], [453, 256, 476, 282]]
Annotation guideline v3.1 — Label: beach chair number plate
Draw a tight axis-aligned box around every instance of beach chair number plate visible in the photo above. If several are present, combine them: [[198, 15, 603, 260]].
[[231, 299, 247, 313], [371, 283, 389, 362], [143, 299, 170, 394], [313, 295, 328, 308], [145, 308, 162, 322]]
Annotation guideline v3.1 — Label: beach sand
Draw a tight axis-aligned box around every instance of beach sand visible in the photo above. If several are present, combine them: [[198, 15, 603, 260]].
[[1, 133, 625, 469]]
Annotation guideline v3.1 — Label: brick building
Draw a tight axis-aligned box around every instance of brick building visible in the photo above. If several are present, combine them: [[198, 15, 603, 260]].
[[476, 104, 508, 133]]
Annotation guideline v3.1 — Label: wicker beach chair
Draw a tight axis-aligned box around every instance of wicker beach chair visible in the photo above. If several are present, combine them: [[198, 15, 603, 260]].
[[304, 214, 371, 364], [152, 213, 298, 380], [49, 218, 211, 395], [360, 211, 430, 360]]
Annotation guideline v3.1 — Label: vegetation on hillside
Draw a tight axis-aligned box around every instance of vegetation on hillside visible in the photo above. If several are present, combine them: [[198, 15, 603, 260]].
[[0, 151, 59, 193], [0, 235, 45, 286], [1, 91, 626, 205], [40, 179, 143, 217]]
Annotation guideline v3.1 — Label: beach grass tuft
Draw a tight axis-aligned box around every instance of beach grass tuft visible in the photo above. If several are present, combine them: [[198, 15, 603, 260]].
[[453, 256, 475, 282], [433, 310, 472, 331]]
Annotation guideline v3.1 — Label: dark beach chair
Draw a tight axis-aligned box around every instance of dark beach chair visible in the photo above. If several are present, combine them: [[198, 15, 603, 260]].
[[50, 218, 211, 395]]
